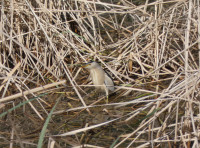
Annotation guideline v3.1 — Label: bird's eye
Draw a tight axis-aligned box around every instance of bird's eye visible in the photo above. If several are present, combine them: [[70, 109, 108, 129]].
[[89, 60, 93, 63]]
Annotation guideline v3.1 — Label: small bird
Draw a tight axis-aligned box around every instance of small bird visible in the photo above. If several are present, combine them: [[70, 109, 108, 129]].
[[82, 61, 114, 96]]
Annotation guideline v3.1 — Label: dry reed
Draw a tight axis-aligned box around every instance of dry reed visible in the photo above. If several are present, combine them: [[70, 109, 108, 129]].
[[0, 0, 200, 147]]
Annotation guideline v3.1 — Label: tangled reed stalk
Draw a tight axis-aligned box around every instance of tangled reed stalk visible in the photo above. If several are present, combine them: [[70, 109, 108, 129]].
[[0, 0, 200, 147]]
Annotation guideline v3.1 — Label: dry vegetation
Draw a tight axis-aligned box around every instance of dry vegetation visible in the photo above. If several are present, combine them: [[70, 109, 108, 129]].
[[0, 0, 200, 147]]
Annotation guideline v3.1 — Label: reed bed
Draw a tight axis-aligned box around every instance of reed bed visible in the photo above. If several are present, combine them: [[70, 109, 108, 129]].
[[0, 0, 200, 147]]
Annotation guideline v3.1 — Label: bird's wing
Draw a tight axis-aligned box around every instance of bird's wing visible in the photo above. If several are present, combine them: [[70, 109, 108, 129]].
[[104, 74, 115, 91]]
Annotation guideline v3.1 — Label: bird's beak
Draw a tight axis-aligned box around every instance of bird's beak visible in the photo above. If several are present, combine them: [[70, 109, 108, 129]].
[[81, 63, 89, 68]]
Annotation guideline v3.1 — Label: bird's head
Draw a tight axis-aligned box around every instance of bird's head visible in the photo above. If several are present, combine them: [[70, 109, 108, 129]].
[[82, 61, 99, 69]]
